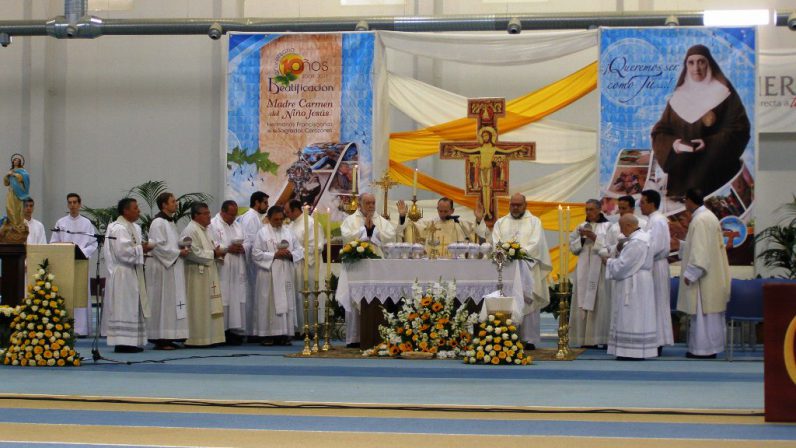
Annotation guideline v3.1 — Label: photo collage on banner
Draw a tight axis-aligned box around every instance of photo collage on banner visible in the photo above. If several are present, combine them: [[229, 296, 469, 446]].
[[226, 32, 375, 222], [599, 27, 756, 264]]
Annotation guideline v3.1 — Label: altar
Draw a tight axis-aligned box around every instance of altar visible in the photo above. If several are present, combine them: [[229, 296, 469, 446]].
[[336, 258, 536, 348]]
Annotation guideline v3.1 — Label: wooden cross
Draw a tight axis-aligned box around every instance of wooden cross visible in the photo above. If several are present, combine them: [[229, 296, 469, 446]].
[[439, 98, 535, 219], [372, 169, 400, 220]]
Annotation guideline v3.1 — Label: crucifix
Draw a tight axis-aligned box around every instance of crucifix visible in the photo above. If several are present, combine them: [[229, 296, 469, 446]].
[[439, 98, 535, 220], [424, 220, 441, 259], [372, 169, 399, 220]]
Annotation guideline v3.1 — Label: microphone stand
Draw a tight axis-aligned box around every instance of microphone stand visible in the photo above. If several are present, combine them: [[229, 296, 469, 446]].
[[450, 216, 470, 243], [51, 227, 116, 363]]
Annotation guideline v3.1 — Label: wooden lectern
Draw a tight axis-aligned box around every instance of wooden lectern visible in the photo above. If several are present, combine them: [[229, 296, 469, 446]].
[[26, 244, 89, 316]]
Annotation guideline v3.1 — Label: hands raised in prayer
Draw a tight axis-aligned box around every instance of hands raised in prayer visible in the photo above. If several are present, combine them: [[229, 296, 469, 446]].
[[213, 245, 226, 259], [397, 199, 408, 218], [274, 248, 293, 261], [578, 227, 596, 242]]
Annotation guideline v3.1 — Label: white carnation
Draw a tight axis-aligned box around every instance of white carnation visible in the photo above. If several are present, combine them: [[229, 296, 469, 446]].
[[45, 282, 51, 289], [47, 273, 55, 281], [356, 246, 365, 253], [511, 334, 518, 341], [508, 248, 515, 256]]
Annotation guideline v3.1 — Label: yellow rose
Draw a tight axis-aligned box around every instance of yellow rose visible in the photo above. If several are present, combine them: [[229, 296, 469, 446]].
[[57, 359, 65, 367], [52, 286, 58, 292]]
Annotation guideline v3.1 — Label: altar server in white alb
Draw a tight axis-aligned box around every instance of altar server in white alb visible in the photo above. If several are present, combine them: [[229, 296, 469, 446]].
[[604, 195, 647, 255], [23, 198, 46, 244], [251, 206, 304, 346], [145, 192, 189, 350], [238, 191, 269, 336], [210, 200, 248, 345], [568, 199, 612, 348], [285, 199, 325, 333], [341, 192, 397, 347], [604, 214, 658, 360], [180, 203, 226, 347], [50, 193, 98, 336], [489, 193, 551, 350], [640, 190, 674, 355], [340, 193, 396, 256], [102, 198, 153, 353], [677, 188, 731, 359]]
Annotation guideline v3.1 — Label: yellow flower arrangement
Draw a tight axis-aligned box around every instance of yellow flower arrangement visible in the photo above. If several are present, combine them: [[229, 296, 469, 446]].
[[496, 240, 529, 261], [340, 239, 381, 263], [463, 313, 532, 366], [3, 259, 81, 367]]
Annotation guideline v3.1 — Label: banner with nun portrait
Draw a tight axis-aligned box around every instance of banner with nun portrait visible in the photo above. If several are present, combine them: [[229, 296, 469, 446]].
[[599, 27, 756, 264]]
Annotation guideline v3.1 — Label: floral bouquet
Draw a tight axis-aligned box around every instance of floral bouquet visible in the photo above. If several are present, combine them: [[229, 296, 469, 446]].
[[365, 280, 477, 359], [340, 239, 381, 263], [462, 313, 532, 365], [3, 259, 81, 367], [495, 240, 528, 261]]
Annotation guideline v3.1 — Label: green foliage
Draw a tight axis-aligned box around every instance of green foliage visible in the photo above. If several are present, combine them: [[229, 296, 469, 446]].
[[274, 72, 297, 87], [227, 147, 279, 175], [755, 217, 796, 279], [82, 180, 212, 236]]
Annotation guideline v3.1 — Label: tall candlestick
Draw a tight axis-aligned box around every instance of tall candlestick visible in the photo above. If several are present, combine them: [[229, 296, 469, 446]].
[[558, 205, 564, 284], [565, 206, 571, 288], [352, 164, 358, 195], [303, 206, 310, 289], [413, 168, 418, 197], [325, 209, 332, 282], [313, 214, 320, 288]]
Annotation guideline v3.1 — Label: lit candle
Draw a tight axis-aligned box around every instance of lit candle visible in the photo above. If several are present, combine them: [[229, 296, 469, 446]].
[[352, 164, 358, 194], [303, 205, 310, 290], [413, 168, 418, 197], [565, 206, 571, 288], [313, 212, 320, 289], [325, 208, 332, 282]]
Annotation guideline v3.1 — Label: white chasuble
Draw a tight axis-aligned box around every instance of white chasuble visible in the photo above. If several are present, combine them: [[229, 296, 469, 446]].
[[251, 225, 304, 337], [101, 217, 147, 348], [605, 229, 658, 359], [145, 217, 188, 340], [210, 214, 249, 332]]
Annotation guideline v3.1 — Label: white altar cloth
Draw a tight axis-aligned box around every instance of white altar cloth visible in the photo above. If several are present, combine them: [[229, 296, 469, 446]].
[[336, 259, 536, 320]]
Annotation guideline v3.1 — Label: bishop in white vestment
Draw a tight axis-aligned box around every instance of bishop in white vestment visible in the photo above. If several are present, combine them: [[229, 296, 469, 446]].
[[210, 201, 249, 338], [640, 190, 674, 351], [145, 193, 189, 349], [568, 199, 612, 347], [51, 193, 98, 336], [101, 199, 152, 352], [397, 197, 475, 253], [180, 204, 226, 347], [237, 191, 269, 336], [605, 214, 658, 359], [251, 206, 304, 344], [491, 194, 550, 349], [677, 189, 731, 358]]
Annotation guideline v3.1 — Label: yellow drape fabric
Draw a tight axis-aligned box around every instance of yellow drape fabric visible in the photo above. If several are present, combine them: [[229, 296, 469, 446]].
[[389, 62, 598, 163]]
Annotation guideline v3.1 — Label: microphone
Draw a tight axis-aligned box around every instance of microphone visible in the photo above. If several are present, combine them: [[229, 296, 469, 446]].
[[448, 215, 460, 223], [447, 215, 469, 242]]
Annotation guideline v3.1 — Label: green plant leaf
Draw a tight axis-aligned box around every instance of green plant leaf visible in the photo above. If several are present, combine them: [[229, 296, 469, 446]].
[[226, 147, 279, 175]]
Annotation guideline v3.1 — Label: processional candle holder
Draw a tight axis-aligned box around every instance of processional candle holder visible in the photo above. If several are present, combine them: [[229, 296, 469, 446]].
[[404, 195, 423, 243], [301, 288, 313, 356], [322, 279, 335, 351], [555, 280, 574, 360]]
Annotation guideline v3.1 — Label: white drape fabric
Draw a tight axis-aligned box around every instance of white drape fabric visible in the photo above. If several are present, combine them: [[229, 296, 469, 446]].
[[380, 29, 598, 65]]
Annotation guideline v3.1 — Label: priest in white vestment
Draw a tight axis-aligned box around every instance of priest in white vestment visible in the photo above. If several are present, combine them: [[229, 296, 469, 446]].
[[23, 198, 46, 244], [340, 192, 396, 346], [640, 190, 674, 354], [101, 198, 153, 353], [677, 189, 731, 358], [397, 197, 476, 253], [237, 191, 269, 337], [180, 203, 226, 347], [50, 193, 98, 336], [210, 200, 248, 344], [285, 199, 326, 333], [604, 214, 658, 360], [251, 206, 304, 346], [568, 199, 612, 348], [604, 195, 648, 256], [490, 193, 551, 350], [145, 192, 189, 350]]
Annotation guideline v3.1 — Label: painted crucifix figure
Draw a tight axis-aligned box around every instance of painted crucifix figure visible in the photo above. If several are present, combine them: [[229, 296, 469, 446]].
[[439, 98, 535, 219]]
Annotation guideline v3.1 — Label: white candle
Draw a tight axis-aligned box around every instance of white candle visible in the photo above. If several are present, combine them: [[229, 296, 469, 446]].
[[303, 206, 310, 289], [313, 214, 320, 289], [325, 208, 332, 282], [352, 164, 358, 194]]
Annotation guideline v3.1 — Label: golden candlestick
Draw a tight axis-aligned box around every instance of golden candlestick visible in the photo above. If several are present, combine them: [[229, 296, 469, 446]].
[[312, 285, 320, 353], [555, 287, 574, 360], [302, 289, 312, 355], [339, 195, 359, 215], [373, 169, 399, 220], [322, 280, 334, 351]]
